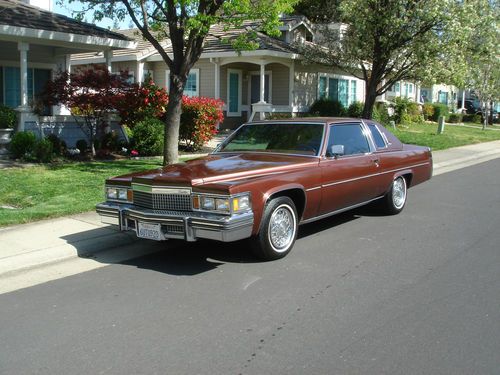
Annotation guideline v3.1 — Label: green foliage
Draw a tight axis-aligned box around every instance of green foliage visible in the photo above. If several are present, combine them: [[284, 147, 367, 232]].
[[431, 103, 450, 122], [347, 101, 364, 118], [463, 113, 482, 123], [76, 139, 88, 153], [179, 97, 224, 151], [448, 113, 463, 123], [373, 103, 391, 125], [33, 138, 54, 163], [309, 99, 346, 117], [45, 134, 66, 156], [393, 97, 421, 125], [132, 117, 165, 156], [422, 103, 435, 121], [9, 131, 37, 159], [0, 104, 16, 129]]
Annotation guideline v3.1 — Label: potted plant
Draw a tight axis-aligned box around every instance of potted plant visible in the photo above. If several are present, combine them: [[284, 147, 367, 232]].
[[0, 104, 16, 158]]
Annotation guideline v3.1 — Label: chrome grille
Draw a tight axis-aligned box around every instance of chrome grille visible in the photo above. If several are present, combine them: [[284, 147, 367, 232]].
[[133, 191, 192, 211]]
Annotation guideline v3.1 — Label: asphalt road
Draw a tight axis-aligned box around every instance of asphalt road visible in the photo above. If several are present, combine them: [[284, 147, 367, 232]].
[[1, 160, 499, 375]]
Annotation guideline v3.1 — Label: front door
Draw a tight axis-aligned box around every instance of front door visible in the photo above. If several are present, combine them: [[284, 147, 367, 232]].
[[250, 74, 270, 104]]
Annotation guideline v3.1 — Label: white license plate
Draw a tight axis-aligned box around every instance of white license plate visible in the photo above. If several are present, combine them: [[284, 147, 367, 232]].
[[137, 222, 163, 241]]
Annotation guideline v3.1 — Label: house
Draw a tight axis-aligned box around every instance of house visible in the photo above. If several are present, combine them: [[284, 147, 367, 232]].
[[0, 0, 136, 133], [71, 16, 367, 129]]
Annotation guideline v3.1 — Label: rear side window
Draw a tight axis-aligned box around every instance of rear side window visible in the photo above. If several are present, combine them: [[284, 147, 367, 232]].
[[368, 123, 387, 149], [327, 123, 370, 156]]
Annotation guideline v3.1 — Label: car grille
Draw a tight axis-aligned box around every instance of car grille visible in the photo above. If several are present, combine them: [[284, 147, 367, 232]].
[[133, 191, 192, 211]]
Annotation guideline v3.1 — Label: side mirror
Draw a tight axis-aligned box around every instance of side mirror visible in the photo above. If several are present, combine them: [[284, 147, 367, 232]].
[[328, 144, 344, 158]]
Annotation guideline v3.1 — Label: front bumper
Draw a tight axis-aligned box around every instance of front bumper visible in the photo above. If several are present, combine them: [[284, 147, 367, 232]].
[[96, 202, 254, 242]]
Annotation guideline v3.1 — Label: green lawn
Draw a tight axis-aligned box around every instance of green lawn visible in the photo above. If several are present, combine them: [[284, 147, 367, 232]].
[[0, 159, 164, 227], [1, 123, 500, 227], [391, 123, 500, 150]]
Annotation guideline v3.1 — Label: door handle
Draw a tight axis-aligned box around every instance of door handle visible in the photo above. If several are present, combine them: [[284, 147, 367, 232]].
[[371, 158, 380, 167]]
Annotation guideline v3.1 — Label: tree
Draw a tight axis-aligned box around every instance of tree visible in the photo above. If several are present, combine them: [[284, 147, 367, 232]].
[[66, 0, 296, 164], [42, 66, 133, 155], [297, 0, 472, 119], [462, 0, 500, 129]]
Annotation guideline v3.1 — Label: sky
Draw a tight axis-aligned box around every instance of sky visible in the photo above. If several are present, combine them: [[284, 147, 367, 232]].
[[53, 0, 132, 30]]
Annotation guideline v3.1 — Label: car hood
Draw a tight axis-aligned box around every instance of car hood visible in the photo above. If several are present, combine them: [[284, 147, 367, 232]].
[[112, 153, 318, 186]]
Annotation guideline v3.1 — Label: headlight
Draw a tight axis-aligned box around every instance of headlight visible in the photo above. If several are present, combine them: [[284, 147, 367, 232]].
[[193, 193, 251, 214], [106, 186, 131, 201], [232, 195, 250, 212]]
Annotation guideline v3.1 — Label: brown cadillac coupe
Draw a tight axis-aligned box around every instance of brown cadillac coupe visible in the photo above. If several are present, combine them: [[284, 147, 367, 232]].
[[97, 118, 432, 260]]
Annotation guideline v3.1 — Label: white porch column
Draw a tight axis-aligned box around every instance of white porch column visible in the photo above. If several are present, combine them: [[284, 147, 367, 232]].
[[16, 42, 31, 132], [461, 90, 466, 110], [259, 61, 266, 103], [416, 85, 421, 103], [289, 61, 295, 115], [18, 42, 29, 108], [210, 58, 220, 99], [104, 50, 113, 72], [137, 61, 144, 85]]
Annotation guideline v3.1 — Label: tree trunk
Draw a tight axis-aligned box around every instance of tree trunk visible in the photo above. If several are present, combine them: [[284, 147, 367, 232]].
[[163, 84, 183, 165], [362, 79, 379, 119]]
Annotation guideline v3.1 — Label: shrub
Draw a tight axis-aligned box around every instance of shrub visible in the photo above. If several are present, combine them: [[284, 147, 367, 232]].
[[347, 101, 364, 118], [462, 113, 482, 123], [0, 104, 17, 129], [179, 97, 224, 151], [422, 103, 434, 121], [33, 138, 53, 163], [373, 103, 391, 125], [309, 99, 345, 117], [132, 117, 164, 156], [392, 97, 421, 124], [448, 113, 463, 123], [76, 139, 88, 153], [45, 133, 66, 156], [431, 103, 449, 122], [9, 131, 37, 159], [100, 131, 122, 152]]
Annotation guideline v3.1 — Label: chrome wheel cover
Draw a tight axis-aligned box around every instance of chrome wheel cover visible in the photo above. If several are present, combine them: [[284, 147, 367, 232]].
[[392, 177, 407, 209], [268, 204, 296, 252]]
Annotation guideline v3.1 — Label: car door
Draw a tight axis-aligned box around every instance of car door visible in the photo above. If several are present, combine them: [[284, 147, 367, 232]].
[[319, 122, 380, 215]]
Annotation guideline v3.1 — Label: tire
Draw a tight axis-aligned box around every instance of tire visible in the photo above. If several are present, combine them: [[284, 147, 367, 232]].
[[250, 196, 298, 261], [383, 176, 407, 215]]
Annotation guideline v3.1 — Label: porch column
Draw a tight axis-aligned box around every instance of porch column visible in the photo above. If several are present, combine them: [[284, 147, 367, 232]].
[[16, 42, 31, 132], [259, 61, 266, 103], [416, 84, 421, 103], [289, 61, 295, 115], [104, 50, 113, 72], [137, 61, 144, 85], [210, 58, 220, 99], [461, 90, 466, 111]]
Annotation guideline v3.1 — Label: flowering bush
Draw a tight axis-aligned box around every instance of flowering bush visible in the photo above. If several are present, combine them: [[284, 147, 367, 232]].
[[179, 96, 224, 151], [113, 79, 168, 126]]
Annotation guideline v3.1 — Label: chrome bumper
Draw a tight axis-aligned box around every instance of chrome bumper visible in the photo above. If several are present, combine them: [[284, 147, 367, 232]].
[[96, 202, 254, 242]]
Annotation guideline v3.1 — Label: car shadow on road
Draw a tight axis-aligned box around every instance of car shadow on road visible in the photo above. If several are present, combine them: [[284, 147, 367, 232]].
[[60, 203, 387, 276]]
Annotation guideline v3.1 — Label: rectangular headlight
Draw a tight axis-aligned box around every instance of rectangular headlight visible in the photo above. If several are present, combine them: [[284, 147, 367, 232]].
[[106, 187, 130, 201], [232, 194, 251, 213], [201, 196, 215, 210]]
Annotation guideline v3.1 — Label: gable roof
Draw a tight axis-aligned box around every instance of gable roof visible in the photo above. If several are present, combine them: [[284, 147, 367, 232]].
[[0, 0, 130, 41], [0, 0, 135, 53]]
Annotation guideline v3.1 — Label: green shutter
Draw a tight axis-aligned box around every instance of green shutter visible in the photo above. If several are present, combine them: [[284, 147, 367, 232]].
[[4, 67, 20, 108], [229, 73, 239, 113], [329, 78, 338, 101], [319, 76, 327, 99], [338, 79, 348, 107]]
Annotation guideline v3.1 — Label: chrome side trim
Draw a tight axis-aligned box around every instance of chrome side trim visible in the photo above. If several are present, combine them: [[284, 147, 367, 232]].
[[306, 186, 322, 192], [322, 162, 430, 188], [300, 196, 383, 225]]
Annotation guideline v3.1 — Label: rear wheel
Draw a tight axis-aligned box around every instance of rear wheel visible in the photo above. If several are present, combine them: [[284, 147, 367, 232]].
[[383, 176, 407, 215], [250, 196, 298, 261]]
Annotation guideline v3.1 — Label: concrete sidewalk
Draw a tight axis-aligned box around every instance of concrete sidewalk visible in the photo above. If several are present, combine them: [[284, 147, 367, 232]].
[[1, 140, 499, 293]]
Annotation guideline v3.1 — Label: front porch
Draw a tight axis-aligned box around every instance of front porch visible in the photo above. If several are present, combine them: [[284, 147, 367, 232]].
[[210, 57, 297, 128]]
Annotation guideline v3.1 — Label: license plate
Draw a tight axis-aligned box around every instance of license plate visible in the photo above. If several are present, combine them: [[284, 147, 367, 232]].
[[137, 222, 163, 241]]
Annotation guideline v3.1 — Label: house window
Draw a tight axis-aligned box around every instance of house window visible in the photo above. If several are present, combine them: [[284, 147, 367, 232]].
[[438, 91, 448, 104], [318, 74, 359, 107], [227, 69, 242, 117], [1, 67, 51, 113], [391, 82, 400, 93], [165, 69, 199, 97]]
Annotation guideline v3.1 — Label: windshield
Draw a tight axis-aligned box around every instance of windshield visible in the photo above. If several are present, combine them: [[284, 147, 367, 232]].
[[217, 123, 325, 156]]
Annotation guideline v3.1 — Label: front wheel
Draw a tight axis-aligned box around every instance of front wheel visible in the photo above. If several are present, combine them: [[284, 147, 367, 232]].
[[250, 196, 298, 261], [383, 176, 407, 215]]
